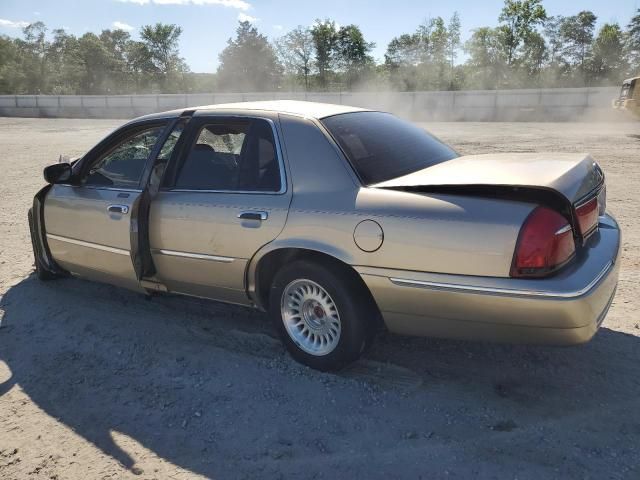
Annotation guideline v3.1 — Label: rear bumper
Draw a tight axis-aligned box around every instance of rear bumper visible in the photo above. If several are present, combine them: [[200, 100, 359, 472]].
[[357, 214, 621, 345]]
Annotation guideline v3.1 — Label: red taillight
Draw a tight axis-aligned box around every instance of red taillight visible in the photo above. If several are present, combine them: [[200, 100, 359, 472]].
[[511, 207, 576, 278], [575, 197, 599, 237]]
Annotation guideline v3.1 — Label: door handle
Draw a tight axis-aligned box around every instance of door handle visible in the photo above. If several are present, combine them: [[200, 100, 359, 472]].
[[107, 204, 129, 214], [237, 210, 268, 221]]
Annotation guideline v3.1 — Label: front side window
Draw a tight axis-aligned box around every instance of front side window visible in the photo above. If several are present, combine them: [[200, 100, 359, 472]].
[[84, 126, 164, 188], [321, 111, 458, 185], [174, 118, 281, 192]]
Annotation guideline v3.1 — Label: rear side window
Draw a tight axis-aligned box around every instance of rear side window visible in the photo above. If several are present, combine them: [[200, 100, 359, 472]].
[[174, 118, 281, 192], [321, 112, 458, 185], [84, 126, 164, 188]]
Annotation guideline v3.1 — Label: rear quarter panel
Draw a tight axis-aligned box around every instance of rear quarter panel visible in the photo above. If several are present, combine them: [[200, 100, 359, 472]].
[[353, 188, 534, 276], [272, 113, 535, 278], [276, 187, 534, 277]]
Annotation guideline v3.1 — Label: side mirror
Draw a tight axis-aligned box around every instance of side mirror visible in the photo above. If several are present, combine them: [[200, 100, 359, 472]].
[[43, 163, 72, 184]]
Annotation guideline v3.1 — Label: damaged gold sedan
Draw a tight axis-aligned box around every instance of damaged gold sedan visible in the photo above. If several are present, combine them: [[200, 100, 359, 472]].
[[30, 101, 621, 371]]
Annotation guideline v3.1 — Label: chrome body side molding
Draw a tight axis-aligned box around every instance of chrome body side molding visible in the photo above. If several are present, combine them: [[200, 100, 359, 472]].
[[46, 233, 130, 256], [389, 261, 613, 299], [151, 249, 235, 263]]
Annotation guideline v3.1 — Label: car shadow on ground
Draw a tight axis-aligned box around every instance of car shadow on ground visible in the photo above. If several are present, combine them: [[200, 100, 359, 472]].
[[1, 275, 639, 478]]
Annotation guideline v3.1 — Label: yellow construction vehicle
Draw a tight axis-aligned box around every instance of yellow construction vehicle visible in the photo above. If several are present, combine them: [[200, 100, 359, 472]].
[[613, 77, 639, 118]]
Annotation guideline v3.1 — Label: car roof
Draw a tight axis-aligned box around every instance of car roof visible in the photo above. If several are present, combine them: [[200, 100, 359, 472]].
[[133, 100, 371, 123]]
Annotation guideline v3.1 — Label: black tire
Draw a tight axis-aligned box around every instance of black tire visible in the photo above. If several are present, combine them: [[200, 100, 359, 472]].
[[269, 260, 376, 371], [28, 209, 58, 281]]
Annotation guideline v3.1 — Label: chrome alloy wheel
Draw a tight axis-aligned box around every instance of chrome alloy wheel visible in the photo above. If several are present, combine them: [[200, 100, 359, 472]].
[[280, 279, 342, 356]]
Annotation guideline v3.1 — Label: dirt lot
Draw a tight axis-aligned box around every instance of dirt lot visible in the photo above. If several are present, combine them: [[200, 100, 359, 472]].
[[1, 118, 639, 479]]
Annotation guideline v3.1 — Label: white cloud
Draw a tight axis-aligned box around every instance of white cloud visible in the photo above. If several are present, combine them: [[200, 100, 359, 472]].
[[112, 21, 135, 31], [273, 24, 283, 31], [118, 0, 251, 10], [0, 18, 30, 29], [238, 12, 258, 23]]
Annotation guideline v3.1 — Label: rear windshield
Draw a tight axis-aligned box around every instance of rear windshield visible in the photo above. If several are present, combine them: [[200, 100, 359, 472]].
[[321, 111, 458, 185]]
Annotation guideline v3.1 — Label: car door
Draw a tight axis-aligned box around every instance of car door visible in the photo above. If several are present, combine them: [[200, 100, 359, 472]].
[[43, 121, 172, 291], [148, 114, 292, 305]]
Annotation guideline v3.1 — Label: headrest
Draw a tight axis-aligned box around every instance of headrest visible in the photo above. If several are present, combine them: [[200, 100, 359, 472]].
[[258, 138, 275, 168]]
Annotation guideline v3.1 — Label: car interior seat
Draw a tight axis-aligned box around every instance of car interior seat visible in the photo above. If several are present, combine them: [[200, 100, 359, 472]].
[[237, 121, 280, 192], [176, 142, 234, 189]]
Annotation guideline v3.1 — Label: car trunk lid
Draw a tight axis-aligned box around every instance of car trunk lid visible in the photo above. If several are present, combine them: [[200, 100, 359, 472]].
[[372, 152, 605, 242]]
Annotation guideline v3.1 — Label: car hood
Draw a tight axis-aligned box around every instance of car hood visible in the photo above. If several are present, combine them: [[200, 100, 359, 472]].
[[371, 152, 604, 204]]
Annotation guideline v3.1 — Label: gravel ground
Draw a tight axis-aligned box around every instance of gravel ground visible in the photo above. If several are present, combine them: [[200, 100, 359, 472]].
[[1, 118, 639, 480]]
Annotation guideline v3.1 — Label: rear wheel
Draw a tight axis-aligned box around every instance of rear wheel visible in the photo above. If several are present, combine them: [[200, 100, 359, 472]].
[[269, 260, 375, 371]]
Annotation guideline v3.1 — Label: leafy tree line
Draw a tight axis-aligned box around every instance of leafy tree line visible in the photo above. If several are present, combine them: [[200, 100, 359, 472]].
[[459, 2, 638, 90], [0, 21, 211, 94], [1, 1, 640, 95]]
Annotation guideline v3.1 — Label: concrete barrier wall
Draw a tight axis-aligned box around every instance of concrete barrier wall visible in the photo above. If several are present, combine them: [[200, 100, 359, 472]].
[[0, 87, 621, 121]]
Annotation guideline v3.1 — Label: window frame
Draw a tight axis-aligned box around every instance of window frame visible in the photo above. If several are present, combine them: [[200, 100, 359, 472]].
[[73, 119, 171, 192], [143, 119, 189, 191], [161, 115, 287, 195]]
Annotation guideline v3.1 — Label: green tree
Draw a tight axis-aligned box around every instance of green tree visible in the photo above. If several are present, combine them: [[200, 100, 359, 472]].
[[126, 40, 155, 92], [543, 16, 564, 65], [447, 12, 462, 88], [17, 22, 49, 93], [75, 33, 113, 94], [217, 21, 282, 91], [464, 27, 507, 89], [335, 24, 375, 88], [626, 9, 640, 71], [311, 20, 338, 88], [428, 17, 450, 87], [140, 23, 188, 91], [539, 15, 568, 86], [188, 72, 217, 93], [497, 0, 547, 66], [385, 16, 460, 91], [385, 33, 423, 67], [560, 11, 597, 74], [414, 20, 434, 65], [521, 31, 547, 80], [48, 28, 83, 94], [275, 26, 315, 90], [99, 29, 134, 93], [589, 23, 626, 83], [100, 29, 131, 63], [384, 33, 423, 90], [0, 36, 22, 93]]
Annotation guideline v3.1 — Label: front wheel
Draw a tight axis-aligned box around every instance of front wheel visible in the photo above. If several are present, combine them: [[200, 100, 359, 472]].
[[28, 209, 58, 281], [269, 260, 375, 371]]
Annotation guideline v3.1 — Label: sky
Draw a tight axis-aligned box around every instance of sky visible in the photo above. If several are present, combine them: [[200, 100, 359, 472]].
[[0, 0, 638, 73]]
